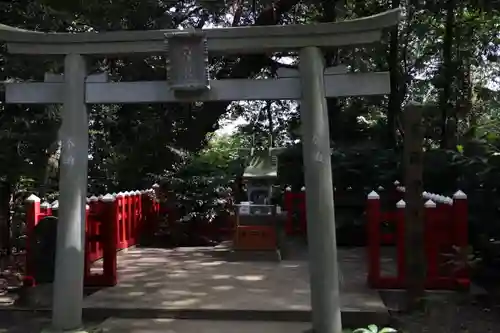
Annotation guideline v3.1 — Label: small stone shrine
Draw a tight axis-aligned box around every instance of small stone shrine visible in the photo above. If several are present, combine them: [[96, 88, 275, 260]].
[[232, 148, 284, 259]]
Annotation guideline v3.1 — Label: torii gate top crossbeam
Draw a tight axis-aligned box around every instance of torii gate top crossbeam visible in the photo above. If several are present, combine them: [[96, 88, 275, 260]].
[[0, 9, 400, 55]]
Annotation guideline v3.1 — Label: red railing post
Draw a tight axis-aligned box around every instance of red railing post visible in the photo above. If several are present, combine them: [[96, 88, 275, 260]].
[[84, 203, 92, 283], [140, 190, 150, 239], [153, 188, 161, 228], [123, 191, 130, 247], [133, 190, 141, 244], [152, 184, 160, 227], [395, 199, 406, 287], [453, 190, 468, 250], [299, 186, 306, 235], [367, 190, 381, 287], [24, 194, 40, 286], [284, 187, 292, 235], [116, 192, 126, 249], [129, 191, 135, 245], [453, 190, 469, 288], [87, 196, 99, 262], [40, 201, 52, 216], [101, 193, 118, 286], [424, 199, 438, 286]]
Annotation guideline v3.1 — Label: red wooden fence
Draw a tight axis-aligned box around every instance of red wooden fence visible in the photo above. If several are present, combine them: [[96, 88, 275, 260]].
[[366, 183, 469, 290], [283, 187, 307, 235], [25, 187, 160, 287]]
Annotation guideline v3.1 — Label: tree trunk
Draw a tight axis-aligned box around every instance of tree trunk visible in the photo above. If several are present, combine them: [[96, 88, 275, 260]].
[[265, 101, 274, 147], [321, 0, 344, 142], [386, 0, 401, 147], [404, 105, 426, 311], [439, 0, 456, 149], [0, 180, 13, 256], [40, 140, 61, 200]]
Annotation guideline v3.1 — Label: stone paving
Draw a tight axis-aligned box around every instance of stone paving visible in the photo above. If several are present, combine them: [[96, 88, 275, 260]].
[[82, 243, 394, 327], [0, 243, 398, 332]]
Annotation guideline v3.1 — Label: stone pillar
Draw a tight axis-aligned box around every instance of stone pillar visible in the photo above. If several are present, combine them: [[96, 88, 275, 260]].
[[299, 46, 342, 333], [52, 53, 89, 331], [403, 103, 425, 309]]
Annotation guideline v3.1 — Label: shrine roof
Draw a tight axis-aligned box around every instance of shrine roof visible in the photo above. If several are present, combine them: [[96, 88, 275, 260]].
[[243, 150, 278, 179]]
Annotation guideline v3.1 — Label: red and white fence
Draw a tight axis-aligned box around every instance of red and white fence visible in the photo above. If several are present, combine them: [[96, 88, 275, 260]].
[[24, 186, 160, 287], [367, 181, 469, 290]]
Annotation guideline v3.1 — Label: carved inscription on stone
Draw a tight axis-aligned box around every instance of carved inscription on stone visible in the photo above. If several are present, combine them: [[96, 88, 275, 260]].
[[164, 30, 210, 92]]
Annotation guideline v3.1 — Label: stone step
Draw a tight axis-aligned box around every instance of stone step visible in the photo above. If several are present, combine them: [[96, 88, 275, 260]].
[[91, 318, 315, 333]]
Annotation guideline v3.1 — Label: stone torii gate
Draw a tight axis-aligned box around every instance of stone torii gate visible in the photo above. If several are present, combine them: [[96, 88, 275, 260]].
[[0, 9, 400, 333]]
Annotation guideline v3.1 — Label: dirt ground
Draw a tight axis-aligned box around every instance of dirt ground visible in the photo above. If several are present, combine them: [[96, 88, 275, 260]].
[[392, 297, 500, 333]]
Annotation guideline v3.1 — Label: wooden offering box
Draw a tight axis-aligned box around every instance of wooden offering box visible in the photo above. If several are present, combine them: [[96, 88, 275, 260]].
[[233, 204, 278, 251]]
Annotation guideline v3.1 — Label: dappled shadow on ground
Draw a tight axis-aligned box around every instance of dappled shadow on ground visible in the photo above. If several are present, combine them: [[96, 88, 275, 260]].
[[85, 244, 311, 312], [83, 244, 390, 318]]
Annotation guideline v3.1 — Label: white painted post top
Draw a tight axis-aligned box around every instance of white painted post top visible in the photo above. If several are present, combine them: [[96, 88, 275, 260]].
[[0, 9, 401, 55], [424, 199, 436, 208], [51, 200, 59, 209], [453, 190, 467, 199], [367, 191, 379, 199], [101, 193, 115, 202], [26, 194, 40, 202], [437, 195, 447, 203], [396, 200, 406, 208]]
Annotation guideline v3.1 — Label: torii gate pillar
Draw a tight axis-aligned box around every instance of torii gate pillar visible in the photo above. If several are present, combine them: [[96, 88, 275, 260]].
[[300, 47, 342, 333], [52, 53, 89, 330]]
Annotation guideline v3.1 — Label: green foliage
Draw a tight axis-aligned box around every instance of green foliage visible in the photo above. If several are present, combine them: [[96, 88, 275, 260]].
[[0, 0, 500, 280], [278, 143, 401, 190], [353, 325, 396, 333], [161, 134, 246, 221]]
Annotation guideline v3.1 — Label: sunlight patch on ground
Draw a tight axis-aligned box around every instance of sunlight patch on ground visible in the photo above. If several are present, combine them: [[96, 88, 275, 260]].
[[235, 275, 265, 281], [212, 285, 235, 291]]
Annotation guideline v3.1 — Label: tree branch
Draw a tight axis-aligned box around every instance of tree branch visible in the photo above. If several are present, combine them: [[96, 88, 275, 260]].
[[231, 0, 245, 26], [187, 0, 300, 141]]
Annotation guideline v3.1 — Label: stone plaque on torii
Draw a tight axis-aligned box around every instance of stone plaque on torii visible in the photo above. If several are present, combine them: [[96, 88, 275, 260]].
[[0, 9, 401, 333]]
